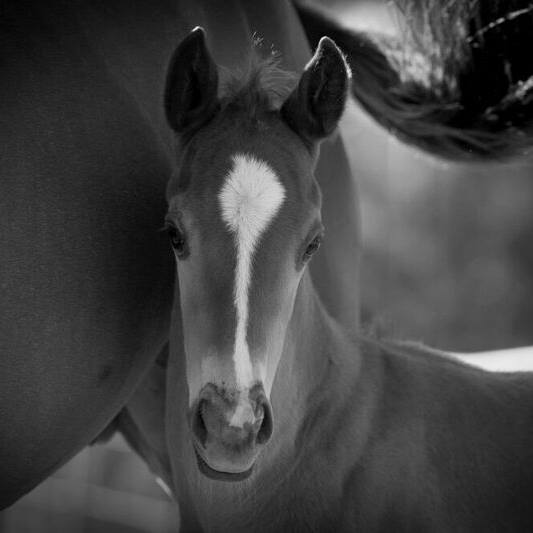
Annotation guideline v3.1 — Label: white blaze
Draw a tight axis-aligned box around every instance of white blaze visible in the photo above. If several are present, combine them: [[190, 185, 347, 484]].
[[219, 154, 285, 390]]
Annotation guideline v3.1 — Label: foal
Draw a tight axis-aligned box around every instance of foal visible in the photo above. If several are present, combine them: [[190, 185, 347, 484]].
[[124, 28, 533, 532]]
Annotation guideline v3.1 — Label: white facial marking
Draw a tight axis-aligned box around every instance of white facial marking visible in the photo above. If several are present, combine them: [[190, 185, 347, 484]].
[[219, 154, 286, 390], [228, 390, 256, 428]]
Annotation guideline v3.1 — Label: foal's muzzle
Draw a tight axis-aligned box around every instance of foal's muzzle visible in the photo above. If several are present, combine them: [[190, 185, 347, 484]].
[[190, 383, 273, 481]]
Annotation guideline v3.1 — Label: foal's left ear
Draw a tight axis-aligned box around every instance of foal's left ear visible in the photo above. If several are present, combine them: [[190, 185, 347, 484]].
[[164, 27, 219, 136], [281, 37, 350, 145]]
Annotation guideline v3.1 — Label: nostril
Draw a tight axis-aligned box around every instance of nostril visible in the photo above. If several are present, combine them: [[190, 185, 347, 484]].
[[192, 399, 208, 448], [256, 398, 273, 445], [252, 404, 265, 432]]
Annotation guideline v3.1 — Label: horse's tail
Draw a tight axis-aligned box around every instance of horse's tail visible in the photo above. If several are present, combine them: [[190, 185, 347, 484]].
[[293, 0, 533, 161]]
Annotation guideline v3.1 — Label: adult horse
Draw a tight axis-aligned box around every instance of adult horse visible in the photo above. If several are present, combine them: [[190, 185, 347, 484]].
[[118, 28, 533, 532], [0, 0, 363, 509]]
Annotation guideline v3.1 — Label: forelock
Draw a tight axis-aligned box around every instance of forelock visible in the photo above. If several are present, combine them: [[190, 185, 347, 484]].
[[219, 47, 297, 118]]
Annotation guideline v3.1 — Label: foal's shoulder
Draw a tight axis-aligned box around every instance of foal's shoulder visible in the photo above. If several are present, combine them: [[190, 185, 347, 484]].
[[354, 335, 533, 455]]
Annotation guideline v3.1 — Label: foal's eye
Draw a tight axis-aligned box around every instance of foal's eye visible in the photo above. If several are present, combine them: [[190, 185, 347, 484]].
[[303, 234, 322, 260], [166, 225, 188, 259]]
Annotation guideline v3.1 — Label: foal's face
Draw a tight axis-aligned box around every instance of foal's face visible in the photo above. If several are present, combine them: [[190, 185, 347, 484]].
[[164, 28, 348, 479], [166, 113, 320, 476]]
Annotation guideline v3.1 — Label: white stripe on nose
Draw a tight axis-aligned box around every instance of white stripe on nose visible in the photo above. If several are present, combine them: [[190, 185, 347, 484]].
[[218, 154, 285, 390], [228, 390, 256, 428]]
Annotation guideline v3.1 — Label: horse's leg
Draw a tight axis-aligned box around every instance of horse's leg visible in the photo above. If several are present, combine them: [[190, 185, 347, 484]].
[[117, 344, 172, 487], [120, 337, 203, 531]]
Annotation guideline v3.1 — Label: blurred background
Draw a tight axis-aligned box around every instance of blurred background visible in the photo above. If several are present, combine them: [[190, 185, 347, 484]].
[[337, 0, 533, 351], [3, 0, 533, 531]]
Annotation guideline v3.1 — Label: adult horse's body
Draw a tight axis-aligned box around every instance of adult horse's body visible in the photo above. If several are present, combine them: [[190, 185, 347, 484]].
[[118, 26, 533, 532], [0, 0, 360, 508]]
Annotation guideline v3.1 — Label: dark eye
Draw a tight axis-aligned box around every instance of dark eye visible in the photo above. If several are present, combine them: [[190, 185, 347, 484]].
[[166, 225, 188, 258], [303, 234, 322, 260]]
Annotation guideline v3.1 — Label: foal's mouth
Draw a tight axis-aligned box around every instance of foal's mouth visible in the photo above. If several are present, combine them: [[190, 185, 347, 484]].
[[192, 444, 255, 482]]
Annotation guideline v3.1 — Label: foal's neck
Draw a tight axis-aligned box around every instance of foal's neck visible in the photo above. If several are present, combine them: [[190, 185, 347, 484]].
[[267, 271, 361, 452]]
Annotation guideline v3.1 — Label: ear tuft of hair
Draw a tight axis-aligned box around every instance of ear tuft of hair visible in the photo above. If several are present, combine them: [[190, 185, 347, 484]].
[[294, 0, 533, 161]]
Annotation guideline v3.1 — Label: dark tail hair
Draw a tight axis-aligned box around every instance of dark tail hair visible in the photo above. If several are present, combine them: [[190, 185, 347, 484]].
[[294, 0, 533, 161]]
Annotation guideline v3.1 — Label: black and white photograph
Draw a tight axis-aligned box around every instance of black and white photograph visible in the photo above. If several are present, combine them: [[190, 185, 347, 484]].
[[1, 0, 533, 531]]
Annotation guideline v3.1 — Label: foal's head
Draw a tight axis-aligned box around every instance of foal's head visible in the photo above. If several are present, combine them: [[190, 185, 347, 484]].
[[164, 28, 349, 480]]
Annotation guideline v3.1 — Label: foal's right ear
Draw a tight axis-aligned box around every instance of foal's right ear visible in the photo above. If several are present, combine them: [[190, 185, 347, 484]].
[[164, 27, 219, 135]]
